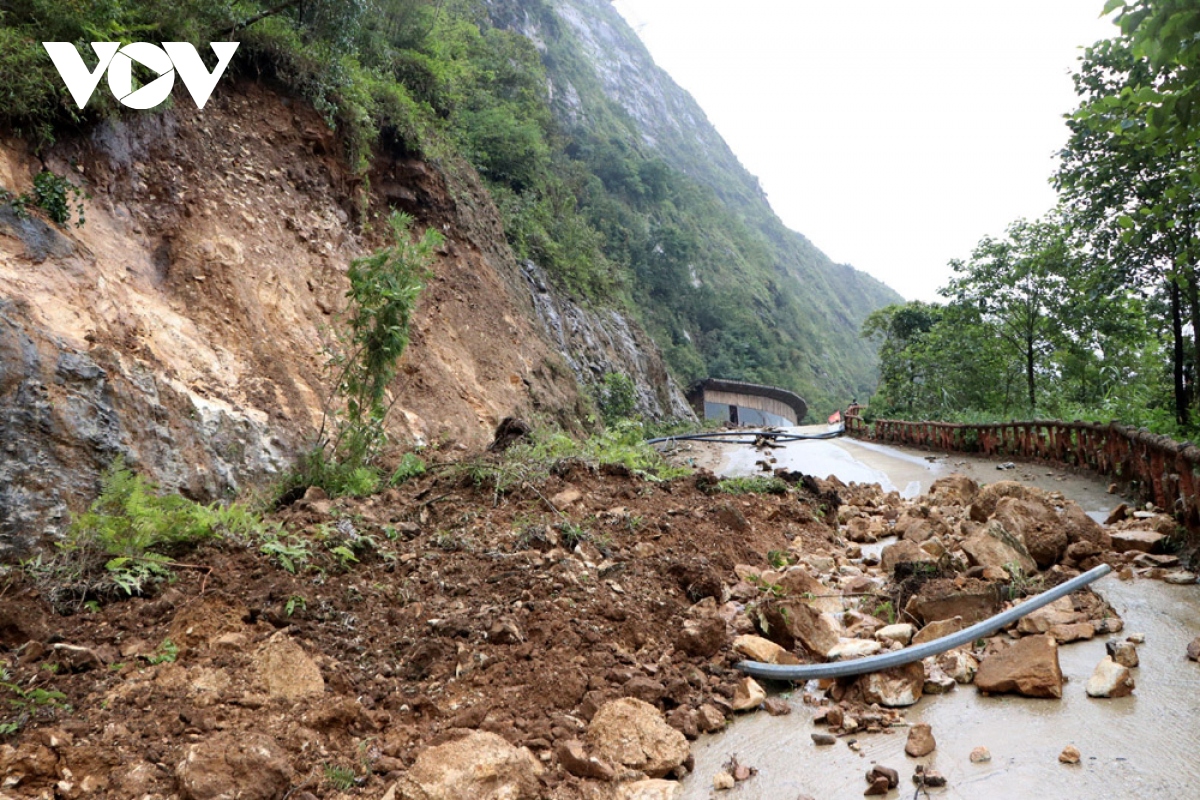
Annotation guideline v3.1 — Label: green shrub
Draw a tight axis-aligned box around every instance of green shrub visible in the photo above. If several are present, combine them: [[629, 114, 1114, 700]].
[[715, 476, 790, 495], [389, 452, 427, 485], [597, 372, 638, 426]]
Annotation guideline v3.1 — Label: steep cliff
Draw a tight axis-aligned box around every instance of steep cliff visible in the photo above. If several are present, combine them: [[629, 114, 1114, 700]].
[[489, 0, 903, 409]]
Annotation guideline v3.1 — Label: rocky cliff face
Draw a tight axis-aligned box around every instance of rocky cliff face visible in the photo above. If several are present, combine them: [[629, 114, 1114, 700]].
[[520, 261, 693, 420]]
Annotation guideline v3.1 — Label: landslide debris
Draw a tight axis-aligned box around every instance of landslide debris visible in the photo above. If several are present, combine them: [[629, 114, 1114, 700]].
[[0, 464, 1176, 798]]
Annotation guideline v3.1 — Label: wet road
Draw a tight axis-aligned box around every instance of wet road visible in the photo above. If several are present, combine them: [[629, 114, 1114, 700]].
[[680, 427, 1200, 799]]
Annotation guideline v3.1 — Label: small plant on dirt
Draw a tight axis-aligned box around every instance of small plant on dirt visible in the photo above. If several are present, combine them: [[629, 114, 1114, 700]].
[[323, 763, 359, 791], [1, 666, 71, 736], [556, 521, 589, 551], [389, 452, 427, 486], [147, 639, 179, 665], [47, 458, 272, 604], [717, 476, 789, 495], [872, 599, 897, 625], [4, 170, 87, 227], [258, 533, 312, 574], [1001, 562, 1043, 600], [746, 574, 786, 598], [285, 595, 308, 617], [767, 549, 796, 569]]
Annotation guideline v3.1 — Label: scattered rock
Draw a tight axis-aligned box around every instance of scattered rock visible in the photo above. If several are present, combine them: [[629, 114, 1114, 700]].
[[974, 635, 1063, 698], [1109, 530, 1166, 554], [912, 616, 964, 645], [772, 600, 840, 658], [556, 739, 615, 781], [866, 764, 899, 789], [905, 723, 936, 757], [1059, 745, 1081, 764], [937, 648, 979, 684], [730, 677, 766, 712], [922, 661, 957, 695], [875, 623, 915, 646], [969, 746, 992, 763], [712, 771, 735, 790], [1015, 597, 1079, 635], [733, 635, 785, 664], [613, 780, 683, 799], [864, 776, 890, 795], [828, 638, 883, 660], [50, 643, 105, 672], [811, 733, 837, 746], [176, 733, 293, 800], [1163, 570, 1197, 585], [676, 616, 727, 658], [696, 704, 726, 733], [913, 765, 947, 787], [880, 539, 936, 574], [1187, 637, 1200, 662], [763, 697, 791, 716], [1048, 622, 1095, 644], [586, 698, 689, 779], [392, 731, 543, 800], [1085, 656, 1135, 698], [858, 661, 925, 707], [1106, 640, 1139, 668]]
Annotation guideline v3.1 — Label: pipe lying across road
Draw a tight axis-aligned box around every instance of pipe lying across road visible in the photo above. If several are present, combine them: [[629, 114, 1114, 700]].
[[646, 426, 844, 446], [737, 563, 1113, 681]]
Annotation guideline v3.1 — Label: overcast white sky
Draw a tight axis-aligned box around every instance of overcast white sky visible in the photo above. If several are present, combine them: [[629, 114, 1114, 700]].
[[610, 1, 1119, 302]]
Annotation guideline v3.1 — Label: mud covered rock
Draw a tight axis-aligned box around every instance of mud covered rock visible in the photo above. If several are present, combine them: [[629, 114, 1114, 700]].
[[975, 635, 1062, 698], [730, 677, 766, 712], [176, 732, 292, 800], [255, 632, 324, 700], [762, 598, 839, 658], [1110, 530, 1166, 554], [586, 698, 689, 779], [880, 539, 936, 574], [733, 635, 785, 664], [393, 732, 543, 800], [927, 474, 979, 506], [905, 723, 936, 757], [969, 481, 1043, 521]]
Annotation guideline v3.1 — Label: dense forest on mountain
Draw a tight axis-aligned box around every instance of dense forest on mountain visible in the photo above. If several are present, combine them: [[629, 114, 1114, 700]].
[[0, 0, 900, 417], [862, 0, 1200, 438]]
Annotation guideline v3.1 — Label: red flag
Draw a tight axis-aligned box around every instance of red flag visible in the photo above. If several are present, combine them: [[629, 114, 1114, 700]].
[[828, 410, 842, 425]]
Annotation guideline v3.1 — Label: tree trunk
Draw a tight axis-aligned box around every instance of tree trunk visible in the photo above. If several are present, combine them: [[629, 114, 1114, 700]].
[[1026, 337, 1036, 410], [1172, 279, 1190, 426], [1186, 265, 1200, 419]]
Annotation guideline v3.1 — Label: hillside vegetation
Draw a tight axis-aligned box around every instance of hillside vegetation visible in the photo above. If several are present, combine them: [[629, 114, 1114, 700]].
[[1, 0, 900, 417]]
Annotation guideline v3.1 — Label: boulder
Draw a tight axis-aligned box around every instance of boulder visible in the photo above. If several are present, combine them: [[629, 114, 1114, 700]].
[[696, 704, 726, 733], [969, 481, 1042, 521], [911, 616, 964, 646], [1060, 503, 1111, 549], [586, 698, 689, 779], [1110, 530, 1166, 554], [732, 635, 785, 664], [255, 633, 324, 700], [176, 733, 292, 800], [858, 661, 925, 707], [906, 578, 1000, 626], [961, 521, 1037, 575], [676, 616, 727, 658], [1048, 622, 1095, 644], [777, 566, 826, 597], [905, 723, 936, 757], [1015, 597, 1080, 635], [927, 474, 979, 505], [1187, 637, 1200, 662], [392, 732, 543, 800], [974, 635, 1063, 698], [992, 497, 1067, 568], [922, 660, 957, 694], [880, 539, 936, 574], [875, 623, 915, 646], [769, 600, 839, 658], [1085, 656, 1135, 698], [730, 677, 766, 712]]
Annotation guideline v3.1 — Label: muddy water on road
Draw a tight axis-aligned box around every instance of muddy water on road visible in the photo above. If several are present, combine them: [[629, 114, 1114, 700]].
[[680, 430, 1200, 799]]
